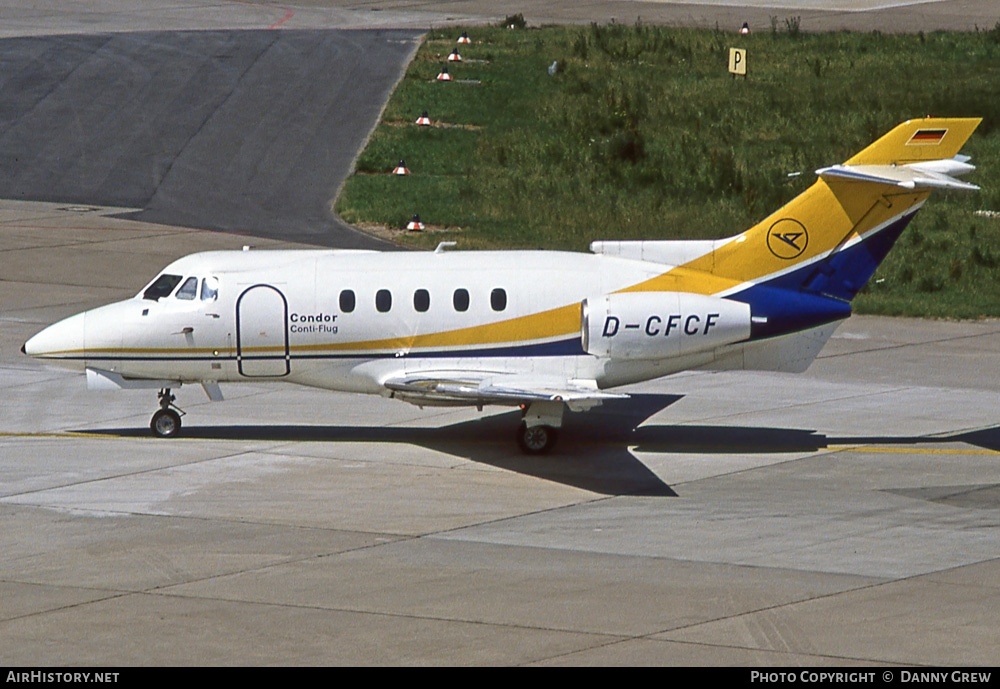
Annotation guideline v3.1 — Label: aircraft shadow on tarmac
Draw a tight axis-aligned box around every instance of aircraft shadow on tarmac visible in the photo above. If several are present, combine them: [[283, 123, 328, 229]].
[[84, 394, 1000, 498], [89, 394, 685, 496]]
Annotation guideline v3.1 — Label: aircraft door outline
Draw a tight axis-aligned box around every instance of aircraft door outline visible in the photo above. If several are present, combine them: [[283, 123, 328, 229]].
[[236, 284, 290, 377]]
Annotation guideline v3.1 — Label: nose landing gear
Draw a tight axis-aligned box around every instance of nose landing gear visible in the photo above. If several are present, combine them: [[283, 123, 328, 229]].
[[150, 388, 185, 438]]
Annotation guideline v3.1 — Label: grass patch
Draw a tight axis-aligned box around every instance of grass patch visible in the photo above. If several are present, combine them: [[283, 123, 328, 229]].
[[336, 22, 1000, 317]]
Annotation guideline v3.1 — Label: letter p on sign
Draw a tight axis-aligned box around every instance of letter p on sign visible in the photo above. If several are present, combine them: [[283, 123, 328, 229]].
[[729, 48, 747, 76]]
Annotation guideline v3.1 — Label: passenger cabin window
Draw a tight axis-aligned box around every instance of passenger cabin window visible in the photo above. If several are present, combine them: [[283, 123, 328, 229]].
[[201, 277, 219, 302], [413, 289, 430, 313], [376, 289, 392, 313], [143, 274, 182, 301], [453, 288, 469, 312], [340, 290, 355, 313], [491, 288, 507, 312], [175, 277, 198, 300]]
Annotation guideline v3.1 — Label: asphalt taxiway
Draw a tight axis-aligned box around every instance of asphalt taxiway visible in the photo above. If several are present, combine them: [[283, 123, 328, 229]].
[[1, 0, 999, 666], [0, 29, 418, 248]]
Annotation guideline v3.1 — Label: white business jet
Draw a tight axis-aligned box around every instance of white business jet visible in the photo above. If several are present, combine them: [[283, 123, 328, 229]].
[[23, 118, 981, 453]]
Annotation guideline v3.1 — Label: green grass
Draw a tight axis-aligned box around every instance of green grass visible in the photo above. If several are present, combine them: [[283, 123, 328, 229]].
[[336, 22, 1000, 317]]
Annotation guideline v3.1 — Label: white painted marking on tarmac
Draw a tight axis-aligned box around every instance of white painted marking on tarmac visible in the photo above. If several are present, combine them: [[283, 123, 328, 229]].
[[829, 444, 1000, 455], [637, 0, 950, 12]]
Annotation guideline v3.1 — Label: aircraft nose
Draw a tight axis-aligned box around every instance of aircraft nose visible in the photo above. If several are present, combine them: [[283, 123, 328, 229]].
[[22, 311, 87, 359]]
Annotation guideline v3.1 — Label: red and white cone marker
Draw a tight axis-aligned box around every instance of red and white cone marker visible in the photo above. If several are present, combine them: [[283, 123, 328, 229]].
[[393, 159, 409, 175], [448, 48, 462, 62], [740, 22, 750, 34], [436, 66, 452, 81], [415, 110, 431, 126], [407, 214, 425, 231], [457, 32, 471, 44]]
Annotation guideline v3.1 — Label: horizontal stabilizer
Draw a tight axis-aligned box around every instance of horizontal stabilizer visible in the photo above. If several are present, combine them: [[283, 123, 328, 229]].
[[817, 156, 979, 191]]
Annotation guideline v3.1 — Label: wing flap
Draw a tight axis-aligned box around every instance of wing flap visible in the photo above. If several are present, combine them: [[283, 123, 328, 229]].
[[384, 372, 628, 411]]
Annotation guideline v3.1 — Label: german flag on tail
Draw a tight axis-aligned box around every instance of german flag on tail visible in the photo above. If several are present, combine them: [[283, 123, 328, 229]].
[[907, 128, 948, 145]]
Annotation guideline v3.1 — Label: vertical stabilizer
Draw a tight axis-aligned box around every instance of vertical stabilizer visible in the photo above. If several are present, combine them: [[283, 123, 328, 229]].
[[844, 118, 982, 165], [625, 118, 981, 305]]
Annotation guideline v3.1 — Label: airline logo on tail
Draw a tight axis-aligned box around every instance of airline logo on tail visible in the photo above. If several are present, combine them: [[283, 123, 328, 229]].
[[766, 219, 809, 259]]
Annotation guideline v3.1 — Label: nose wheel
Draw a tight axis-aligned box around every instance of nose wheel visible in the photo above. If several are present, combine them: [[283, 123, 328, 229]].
[[150, 388, 185, 438]]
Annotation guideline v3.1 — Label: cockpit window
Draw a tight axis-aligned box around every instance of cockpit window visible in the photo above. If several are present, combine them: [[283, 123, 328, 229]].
[[143, 274, 182, 301], [201, 277, 219, 302], [176, 277, 198, 300]]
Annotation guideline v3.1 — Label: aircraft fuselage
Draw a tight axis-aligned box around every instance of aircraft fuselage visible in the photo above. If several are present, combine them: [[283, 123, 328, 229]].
[[27, 247, 767, 397]]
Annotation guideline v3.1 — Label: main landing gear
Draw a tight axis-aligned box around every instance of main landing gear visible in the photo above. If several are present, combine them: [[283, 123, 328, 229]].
[[517, 423, 558, 454], [516, 400, 565, 455], [150, 388, 185, 438]]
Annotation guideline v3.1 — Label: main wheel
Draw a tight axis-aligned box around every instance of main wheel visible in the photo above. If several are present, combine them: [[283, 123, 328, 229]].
[[150, 408, 182, 438], [517, 422, 558, 455]]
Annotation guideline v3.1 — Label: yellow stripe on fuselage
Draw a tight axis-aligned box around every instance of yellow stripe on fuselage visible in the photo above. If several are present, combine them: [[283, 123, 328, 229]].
[[294, 303, 581, 353], [48, 303, 583, 358]]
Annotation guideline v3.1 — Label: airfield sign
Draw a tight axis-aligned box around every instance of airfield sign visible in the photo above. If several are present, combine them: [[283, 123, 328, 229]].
[[729, 48, 747, 76]]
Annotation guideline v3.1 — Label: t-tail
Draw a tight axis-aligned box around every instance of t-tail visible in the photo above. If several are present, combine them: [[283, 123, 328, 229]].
[[603, 118, 981, 340], [725, 117, 982, 339]]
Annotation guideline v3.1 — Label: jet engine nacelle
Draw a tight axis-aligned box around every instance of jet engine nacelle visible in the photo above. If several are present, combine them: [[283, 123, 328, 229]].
[[582, 292, 751, 360]]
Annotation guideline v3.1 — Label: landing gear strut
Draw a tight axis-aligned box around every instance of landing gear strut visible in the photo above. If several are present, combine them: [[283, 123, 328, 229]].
[[516, 400, 565, 455], [150, 388, 184, 438]]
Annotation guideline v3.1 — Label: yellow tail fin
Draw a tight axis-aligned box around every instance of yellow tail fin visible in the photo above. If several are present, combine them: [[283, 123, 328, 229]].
[[845, 117, 982, 165], [693, 117, 982, 299], [618, 118, 981, 304]]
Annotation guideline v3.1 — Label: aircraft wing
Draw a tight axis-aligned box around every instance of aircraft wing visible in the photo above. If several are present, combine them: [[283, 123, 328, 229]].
[[383, 372, 629, 411]]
